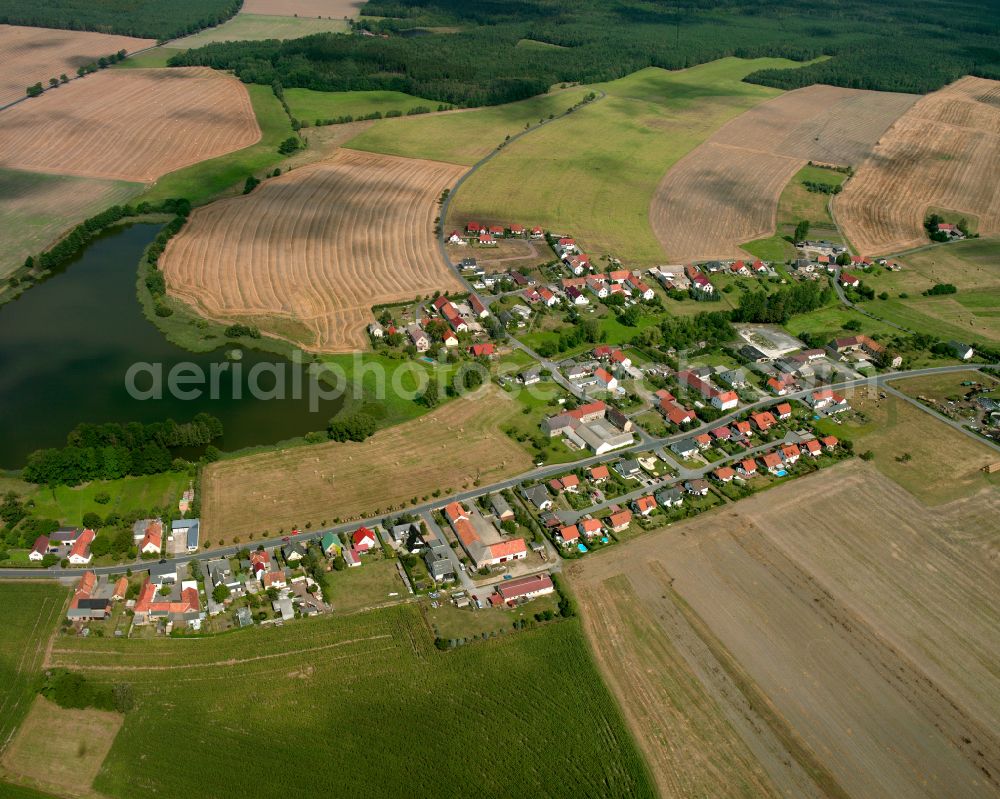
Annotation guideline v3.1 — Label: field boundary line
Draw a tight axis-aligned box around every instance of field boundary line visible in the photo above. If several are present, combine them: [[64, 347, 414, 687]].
[[49, 632, 393, 671]]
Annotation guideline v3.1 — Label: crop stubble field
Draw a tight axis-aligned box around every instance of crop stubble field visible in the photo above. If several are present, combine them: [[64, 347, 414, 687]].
[[650, 84, 919, 261], [0, 24, 153, 107], [201, 389, 533, 538], [0, 67, 261, 182], [835, 76, 1000, 255], [571, 464, 1000, 799], [45, 605, 654, 798], [161, 148, 465, 351]]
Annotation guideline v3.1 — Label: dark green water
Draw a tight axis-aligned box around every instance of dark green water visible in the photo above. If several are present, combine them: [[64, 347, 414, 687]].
[[0, 223, 343, 469]]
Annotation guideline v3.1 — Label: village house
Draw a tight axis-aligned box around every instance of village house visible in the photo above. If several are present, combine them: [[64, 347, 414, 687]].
[[321, 532, 341, 558], [804, 439, 823, 457], [607, 508, 632, 532], [578, 518, 602, 539], [684, 479, 710, 496], [655, 486, 683, 508], [761, 451, 784, 474], [713, 466, 736, 483], [352, 526, 378, 553], [170, 519, 200, 553], [541, 400, 634, 456], [68, 529, 96, 565], [557, 525, 580, 546], [444, 501, 527, 570], [406, 324, 430, 352], [133, 578, 200, 627], [750, 411, 777, 432], [677, 369, 738, 410], [775, 402, 792, 420], [589, 464, 610, 483], [493, 573, 554, 605], [671, 438, 699, 460], [250, 550, 271, 581], [781, 443, 801, 465], [521, 484, 552, 511], [632, 495, 657, 516], [737, 458, 757, 478], [731, 420, 752, 439], [29, 535, 48, 561]]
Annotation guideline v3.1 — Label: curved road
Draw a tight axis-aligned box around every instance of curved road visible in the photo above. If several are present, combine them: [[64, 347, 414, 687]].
[[2, 362, 993, 582]]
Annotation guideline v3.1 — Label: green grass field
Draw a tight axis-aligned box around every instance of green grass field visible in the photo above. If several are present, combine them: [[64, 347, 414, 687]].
[[174, 14, 348, 47], [742, 164, 848, 261], [442, 58, 810, 264], [113, 48, 182, 69], [140, 83, 293, 206], [784, 304, 899, 342], [0, 583, 66, 751], [0, 168, 143, 282], [345, 85, 595, 165], [24, 472, 189, 526], [286, 88, 445, 123], [46, 605, 654, 798], [852, 238, 1000, 343]]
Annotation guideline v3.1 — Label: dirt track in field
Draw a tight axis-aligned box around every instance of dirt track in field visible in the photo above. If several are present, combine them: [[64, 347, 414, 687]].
[[0, 23, 153, 107], [0, 67, 260, 181], [835, 76, 1000, 255], [650, 84, 919, 261], [241, 0, 363, 16], [570, 463, 1000, 799], [161, 148, 465, 351]]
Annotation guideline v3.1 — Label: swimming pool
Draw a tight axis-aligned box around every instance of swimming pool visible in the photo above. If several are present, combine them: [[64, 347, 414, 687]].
[[577, 543, 588, 553], [775, 469, 788, 477]]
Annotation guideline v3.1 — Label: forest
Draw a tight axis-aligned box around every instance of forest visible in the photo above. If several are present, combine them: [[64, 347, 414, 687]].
[[21, 415, 223, 486], [0, 0, 241, 41], [170, 0, 1000, 105]]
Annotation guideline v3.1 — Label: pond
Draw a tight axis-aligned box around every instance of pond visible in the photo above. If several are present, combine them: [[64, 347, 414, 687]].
[[0, 223, 344, 469]]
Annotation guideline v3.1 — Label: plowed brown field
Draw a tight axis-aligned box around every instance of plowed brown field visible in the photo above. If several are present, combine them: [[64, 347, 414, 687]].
[[651, 84, 919, 261], [835, 76, 1000, 255], [0, 67, 260, 181], [161, 148, 465, 351], [570, 464, 1000, 799], [0, 23, 153, 107], [241, 0, 363, 16]]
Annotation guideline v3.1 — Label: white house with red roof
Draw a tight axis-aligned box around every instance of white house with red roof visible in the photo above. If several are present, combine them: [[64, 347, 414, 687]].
[[352, 526, 378, 552], [578, 518, 602, 539], [632, 495, 657, 516], [29, 535, 48, 562], [594, 367, 618, 392], [68, 529, 96, 565], [607, 509, 632, 532], [557, 525, 580, 546]]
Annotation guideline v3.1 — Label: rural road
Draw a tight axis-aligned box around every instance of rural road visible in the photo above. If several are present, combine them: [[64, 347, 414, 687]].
[[434, 89, 607, 302], [2, 362, 992, 582]]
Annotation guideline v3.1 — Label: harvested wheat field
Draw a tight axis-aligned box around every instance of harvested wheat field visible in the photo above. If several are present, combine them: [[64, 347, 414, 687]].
[[201, 389, 532, 539], [0, 67, 260, 182], [651, 84, 918, 261], [241, 0, 363, 16], [570, 463, 1000, 799], [0, 23, 153, 107], [835, 76, 1000, 255], [161, 148, 465, 351]]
